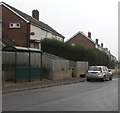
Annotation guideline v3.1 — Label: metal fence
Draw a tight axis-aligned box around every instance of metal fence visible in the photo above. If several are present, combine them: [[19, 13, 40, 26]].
[[2, 46, 42, 83]]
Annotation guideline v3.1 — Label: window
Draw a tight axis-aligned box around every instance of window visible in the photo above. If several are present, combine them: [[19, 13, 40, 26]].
[[52, 34, 56, 39], [89, 66, 101, 71], [35, 43, 39, 49], [30, 42, 39, 49], [30, 43, 34, 48], [41, 29, 47, 38], [105, 66, 108, 71], [72, 43, 75, 46], [9, 23, 20, 28], [103, 66, 108, 72], [39, 43, 41, 49], [16, 23, 20, 27]]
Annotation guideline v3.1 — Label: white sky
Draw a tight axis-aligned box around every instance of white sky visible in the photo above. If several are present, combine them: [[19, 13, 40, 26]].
[[2, 0, 119, 59]]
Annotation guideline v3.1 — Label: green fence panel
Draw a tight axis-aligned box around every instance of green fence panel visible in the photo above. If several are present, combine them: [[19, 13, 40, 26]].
[[16, 67, 42, 80], [16, 68, 29, 80], [30, 68, 42, 79]]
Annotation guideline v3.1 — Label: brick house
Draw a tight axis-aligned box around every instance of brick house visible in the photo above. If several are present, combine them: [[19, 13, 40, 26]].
[[65, 31, 95, 49], [66, 31, 107, 52], [1, 2, 65, 49], [66, 31, 117, 62]]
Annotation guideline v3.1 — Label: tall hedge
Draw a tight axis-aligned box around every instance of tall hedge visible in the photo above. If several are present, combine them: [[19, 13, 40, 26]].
[[41, 39, 111, 67], [86, 48, 110, 66]]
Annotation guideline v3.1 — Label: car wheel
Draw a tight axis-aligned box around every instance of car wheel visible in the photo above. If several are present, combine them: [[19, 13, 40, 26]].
[[86, 78, 90, 81], [102, 76, 106, 82], [109, 76, 112, 81]]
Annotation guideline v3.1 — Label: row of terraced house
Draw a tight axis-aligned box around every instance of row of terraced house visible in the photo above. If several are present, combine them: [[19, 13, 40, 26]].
[[0, 2, 117, 82]]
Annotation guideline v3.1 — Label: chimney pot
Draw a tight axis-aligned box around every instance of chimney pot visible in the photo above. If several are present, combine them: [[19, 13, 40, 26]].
[[101, 43, 103, 47], [32, 9, 39, 20], [96, 39, 98, 44], [88, 32, 91, 38]]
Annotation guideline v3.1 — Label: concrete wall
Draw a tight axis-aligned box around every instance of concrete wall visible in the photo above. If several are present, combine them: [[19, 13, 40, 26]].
[[42, 53, 72, 80], [50, 69, 72, 80], [43, 53, 88, 80], [42, 52, 68, 71], [75, 61, 88, 77]]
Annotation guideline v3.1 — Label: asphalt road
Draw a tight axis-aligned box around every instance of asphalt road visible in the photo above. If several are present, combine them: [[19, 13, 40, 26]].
[[2, 78, 119, 111]]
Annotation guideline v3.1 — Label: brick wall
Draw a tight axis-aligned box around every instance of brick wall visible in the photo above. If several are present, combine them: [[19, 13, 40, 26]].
[[67, 33, 95, 49], [2, 5, 30, 47]]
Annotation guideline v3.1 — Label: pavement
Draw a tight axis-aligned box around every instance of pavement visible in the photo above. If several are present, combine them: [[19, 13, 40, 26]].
[[2, 77, 85, 94]]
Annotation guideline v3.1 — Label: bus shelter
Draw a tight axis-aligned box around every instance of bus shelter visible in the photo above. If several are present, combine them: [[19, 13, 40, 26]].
[[2, 46, 42, 83]]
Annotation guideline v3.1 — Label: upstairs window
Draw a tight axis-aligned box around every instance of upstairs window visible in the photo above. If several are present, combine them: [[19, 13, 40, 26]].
[[41, 29, 47, 39], [52, 34, 56, 39], [9, 23, 20, 28]]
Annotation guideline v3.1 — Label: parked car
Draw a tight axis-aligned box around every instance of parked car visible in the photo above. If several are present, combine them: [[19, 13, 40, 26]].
[[86, 66, 112, 82]]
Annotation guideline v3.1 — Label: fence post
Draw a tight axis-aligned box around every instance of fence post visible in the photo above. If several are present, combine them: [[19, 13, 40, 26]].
[[29, 51, 30, 82], [15, 51, 17, 83], [40, 52, 42, 81]]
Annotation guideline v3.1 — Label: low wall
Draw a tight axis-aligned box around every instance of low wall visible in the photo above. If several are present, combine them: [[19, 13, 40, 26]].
[[50, 69, 72, 80], [75, 69, 87, 78], [75, 61, 88, 77], [42, 53, 69, 71]]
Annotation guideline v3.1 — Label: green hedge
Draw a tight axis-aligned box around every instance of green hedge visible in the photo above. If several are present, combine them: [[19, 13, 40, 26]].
[[41, 39, 112, 67]]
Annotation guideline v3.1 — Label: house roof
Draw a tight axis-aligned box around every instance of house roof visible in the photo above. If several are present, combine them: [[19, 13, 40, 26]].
[[65, 31, 95, 44], [1, 2, 65, 39], [3, 45, 42, 53]]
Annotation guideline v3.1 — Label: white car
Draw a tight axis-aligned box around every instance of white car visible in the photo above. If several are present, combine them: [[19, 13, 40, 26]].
[[86, 66, 113, 82]]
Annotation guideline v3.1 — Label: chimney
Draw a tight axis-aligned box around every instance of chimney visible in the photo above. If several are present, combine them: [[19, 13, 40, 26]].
[[96, 39, 98, 44], [88, 32, 91, 38], [32, 9, 39, 20], [101, 43, 103, 47], [104, 48, 108, 51]]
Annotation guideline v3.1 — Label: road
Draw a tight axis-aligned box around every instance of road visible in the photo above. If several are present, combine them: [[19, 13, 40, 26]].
[[2, 78, 118, 111]]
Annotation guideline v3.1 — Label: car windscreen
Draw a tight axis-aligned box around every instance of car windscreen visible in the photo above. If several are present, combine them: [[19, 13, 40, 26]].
[[89, 67, 101, 71]]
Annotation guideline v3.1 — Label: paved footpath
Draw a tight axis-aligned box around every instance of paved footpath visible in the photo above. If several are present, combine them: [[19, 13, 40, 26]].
[[2, 78, 85, 94]]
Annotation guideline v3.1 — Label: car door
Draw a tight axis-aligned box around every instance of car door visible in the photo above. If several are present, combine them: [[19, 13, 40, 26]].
[[102, 66, 107, 78], [104, 66, 111, 78]]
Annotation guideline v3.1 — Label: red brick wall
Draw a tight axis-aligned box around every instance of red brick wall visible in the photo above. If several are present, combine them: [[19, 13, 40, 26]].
[[67, 33, 95, 49], [2, 5, 30, 47]]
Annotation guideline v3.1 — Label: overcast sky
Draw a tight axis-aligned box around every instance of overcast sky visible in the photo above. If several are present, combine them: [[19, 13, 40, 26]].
[[2, 0, 119, 59]]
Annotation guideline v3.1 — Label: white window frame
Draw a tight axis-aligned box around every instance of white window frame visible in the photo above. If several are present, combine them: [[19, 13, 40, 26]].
[[9, 23, 20, 28], [41, 29, 47, 39]]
